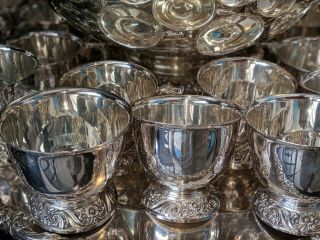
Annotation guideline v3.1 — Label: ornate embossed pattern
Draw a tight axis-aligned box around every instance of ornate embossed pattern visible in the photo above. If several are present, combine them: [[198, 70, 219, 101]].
[[254, 187, 320, 236], [230, 135, 252, 169], [29, 188, 116, 234], [144, 185, 220, 222]]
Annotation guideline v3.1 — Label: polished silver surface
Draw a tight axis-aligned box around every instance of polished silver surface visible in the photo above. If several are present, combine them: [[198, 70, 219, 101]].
[[267, 0, 315, 39], [270, 37, 320, 74], [60, 61, 158, 104], [152, 0, 216, 31], [247, 94, 320, 236], [256, 0, 296, 18], [0, 88, 131, 234], [15, 0, 68, 35], [134, 95, 242, 223], [98, 4, 164, 49], [300, 70, 320, 95], [0, 45, 38, 112], [196, 13, 264, 56], [198, 57, 296, 169], [217, 0, 254, 7], [9, 31, 83, 90]]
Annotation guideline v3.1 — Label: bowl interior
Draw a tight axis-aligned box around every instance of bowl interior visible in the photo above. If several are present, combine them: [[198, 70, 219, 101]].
[[274, 38, 320, 72], [10, 33, 81, 64], [0, 90, 130, 153], [198, 58, 295, 108], [60, 62, 157, 104], [247, 96, 320, 147], [133, 97, 241, 126], [0, 48, 37, 85]]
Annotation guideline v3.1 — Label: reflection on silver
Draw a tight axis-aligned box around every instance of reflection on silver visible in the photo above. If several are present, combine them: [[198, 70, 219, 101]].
[[270, 37, 320, 74], [9, 31, 83, 90], [98, 4, 164, 48], [60, 61, 158, 104], [247, 94, 320, 236], [256, 0, 296, 18], [198, 57, 296, 169], [16, 0, 68, 35], [142, 213, 219, 240], [0, 88, 131, 234], [0, 45, 37, 112], [152, 0, 216, 31], [134, 95, 242, 223], [300, 70, 320, 95], [196, 13, 264, 56], [217, 0, 254, 7], [268, 0, 314, 39]]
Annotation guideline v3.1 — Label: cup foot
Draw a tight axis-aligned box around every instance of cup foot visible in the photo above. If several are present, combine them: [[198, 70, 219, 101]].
[[144, 184, 220, 224], [254, 187, 320, 236], [29, 186, 117, 234]]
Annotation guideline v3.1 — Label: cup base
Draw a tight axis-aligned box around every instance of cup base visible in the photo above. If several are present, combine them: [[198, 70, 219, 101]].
[[144, 184, 220, 224], [254, 187, 320, 236], [29, 186, 117, 234]]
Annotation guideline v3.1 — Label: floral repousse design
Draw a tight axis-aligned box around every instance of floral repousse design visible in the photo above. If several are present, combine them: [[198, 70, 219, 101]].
[[144, 185, 220, 221], [29, 188, 116, 233], [254, 187, 320, 236]]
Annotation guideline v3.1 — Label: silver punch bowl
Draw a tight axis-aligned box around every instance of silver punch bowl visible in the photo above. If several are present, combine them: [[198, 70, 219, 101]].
[[0, 88, 131, 234], [197, 57, 296, 169], [247, 94, 320, 236], [133, 95, 242, 223]]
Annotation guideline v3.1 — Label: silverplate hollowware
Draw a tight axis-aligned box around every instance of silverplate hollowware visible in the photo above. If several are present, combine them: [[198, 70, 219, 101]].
[[59, 61, 158, 208], [152, 0, 216, 31], [197, 57, 296, 169], [0, 88, 132, 234], [133, 95, 242, 223], [247, 94, 320, 236], [49, 0, 317, 56], [196, 13, 264, 56], [98, 4, 164, 49], [0, 45, 38, 112], [9, 31, 83, 90], [269, 36, 320, 77], [300, 70, 320, 94]]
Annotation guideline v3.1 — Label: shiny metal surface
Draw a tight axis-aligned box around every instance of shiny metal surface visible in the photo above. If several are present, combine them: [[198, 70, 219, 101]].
[[196, 13, 264, 56], [300, 70, 320, 95], [134, 95, 242, 222], [267, 0, 315, 39], [0, 45, 38, 112], [270, 37, 320, 74], [152, 0, 216, 31], [60, 61, 158, 104], [247, 94, 320, 236], [217, 0, 254, 7], [256, 0, 296, 18], [0, 88, 131, 233], [9, 31, 83, 90], [98, 4, 163, 49], [198, 57, 296, 169], [15, 0, 68, 35]]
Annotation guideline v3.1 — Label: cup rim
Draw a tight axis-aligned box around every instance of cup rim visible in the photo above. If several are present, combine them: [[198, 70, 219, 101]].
[[246, 93, 320, 149], [133, 95, 243, 129], [269, 36, 320, 73], [0, 87, 132, 156], [59, 60, 159, 102], [197, 56, 297, 104], [300, 69, 320, 94], [8, 31, 83, 66], [0, 44, 38, 85]]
